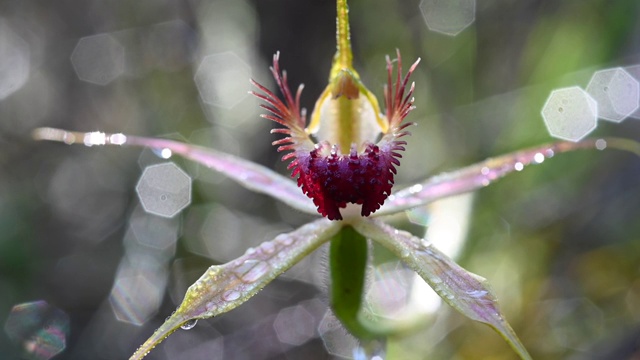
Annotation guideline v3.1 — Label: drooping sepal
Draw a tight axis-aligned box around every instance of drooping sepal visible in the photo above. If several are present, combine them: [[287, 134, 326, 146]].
[[353, 219, 533, 360], [129, 218, 342, 360]]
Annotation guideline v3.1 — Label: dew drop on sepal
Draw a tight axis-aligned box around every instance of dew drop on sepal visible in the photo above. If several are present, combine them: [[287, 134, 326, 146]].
[[181, 319, 197, 330]]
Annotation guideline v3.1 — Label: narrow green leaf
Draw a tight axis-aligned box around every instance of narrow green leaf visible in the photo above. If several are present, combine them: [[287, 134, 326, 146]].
[[352, 219, 532, 360], [32, 127, 318, 215], [129, 218, 342, 360], [377, 137, 640, 215]]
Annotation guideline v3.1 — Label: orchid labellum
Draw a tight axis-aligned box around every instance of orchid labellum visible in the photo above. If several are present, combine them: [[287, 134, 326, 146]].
[[32, 0, 640, 359]]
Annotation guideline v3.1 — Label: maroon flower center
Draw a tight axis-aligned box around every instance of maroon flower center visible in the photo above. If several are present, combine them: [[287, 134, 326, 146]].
[[292, 143, 399, 220], [251, 51, 418, 221]]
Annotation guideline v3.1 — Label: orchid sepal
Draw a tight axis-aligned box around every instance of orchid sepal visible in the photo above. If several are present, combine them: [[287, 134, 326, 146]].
[[377, 137, 640, 216], [129, 218, 341, 360], [352, 219, 533, 360], [32, 127, 318, 215]]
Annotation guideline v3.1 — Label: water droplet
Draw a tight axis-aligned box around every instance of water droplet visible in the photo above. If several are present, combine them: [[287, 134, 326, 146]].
[[466, 289, 489, 298], [244, 247, 256, 255], [275, 235, 294, 246], [399, 249, 410, 258], [545, 149, 555, 158], [160, 148, 172, 159], [205, 302, 217, 312], [480, 167, 490, 175], [533, 152, 545, 164], [241, 261, 270, 283], [231, 258, 244, 267], [260, 241, 276, 255], [181, 319, 197, 330], [222, 290, 241, 301], [595, 138, 607, 150], [514, 162, 524, 171]]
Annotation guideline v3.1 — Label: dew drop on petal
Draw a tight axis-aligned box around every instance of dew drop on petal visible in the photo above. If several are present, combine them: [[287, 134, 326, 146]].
[[222, 290, 241, 301], [259, 241, 276, 255], [160, 148, 172, 159], [276, 234, 295, 246], [514, 162, 524, 171], [466, 289, 489, 298], [205, 302, 217, 312], [241, 261, 270, 283], [180, 319, 197, 330]]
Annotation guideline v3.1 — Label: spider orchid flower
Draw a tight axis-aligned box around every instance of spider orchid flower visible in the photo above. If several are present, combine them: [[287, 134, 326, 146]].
[[32, 0, 640, 359], [251, 49, 417, 220]]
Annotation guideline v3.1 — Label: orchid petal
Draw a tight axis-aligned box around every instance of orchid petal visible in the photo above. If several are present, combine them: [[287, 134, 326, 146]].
[[352, 219, 532, 360], [377, 137, 640, 216], [129, 218, 342, 360], [32, 127, 318, 215]]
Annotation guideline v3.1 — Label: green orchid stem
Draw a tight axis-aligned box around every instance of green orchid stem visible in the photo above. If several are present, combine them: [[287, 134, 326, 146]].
[[330, 226, 423, 340], [330, 226, 371, 338], [336, 0, 352, 69]]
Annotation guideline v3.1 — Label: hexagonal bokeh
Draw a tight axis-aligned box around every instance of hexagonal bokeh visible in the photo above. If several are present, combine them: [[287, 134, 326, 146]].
[[586, 67, 640, 123], [542, 86, 598, 142], [135, 162, 192, 218], [625, 64, 640, 119], [129, 205, 181, 250], [70, 33, 125, 85], [194, 51, 251, 109], [4, 300, 70, 360], [419, 0, 476, 36], [365, 263, 413, 320], [163, 324, 224, 359], [540, 298, 604, 351], [273, 305, 316, 346], [318, 310, 358, 358], [0, 20, 30, 100], [109, 274, 163, 326]]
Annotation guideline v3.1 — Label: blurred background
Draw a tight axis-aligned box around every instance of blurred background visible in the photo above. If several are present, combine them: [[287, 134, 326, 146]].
[[1, 0, 640, 359]]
